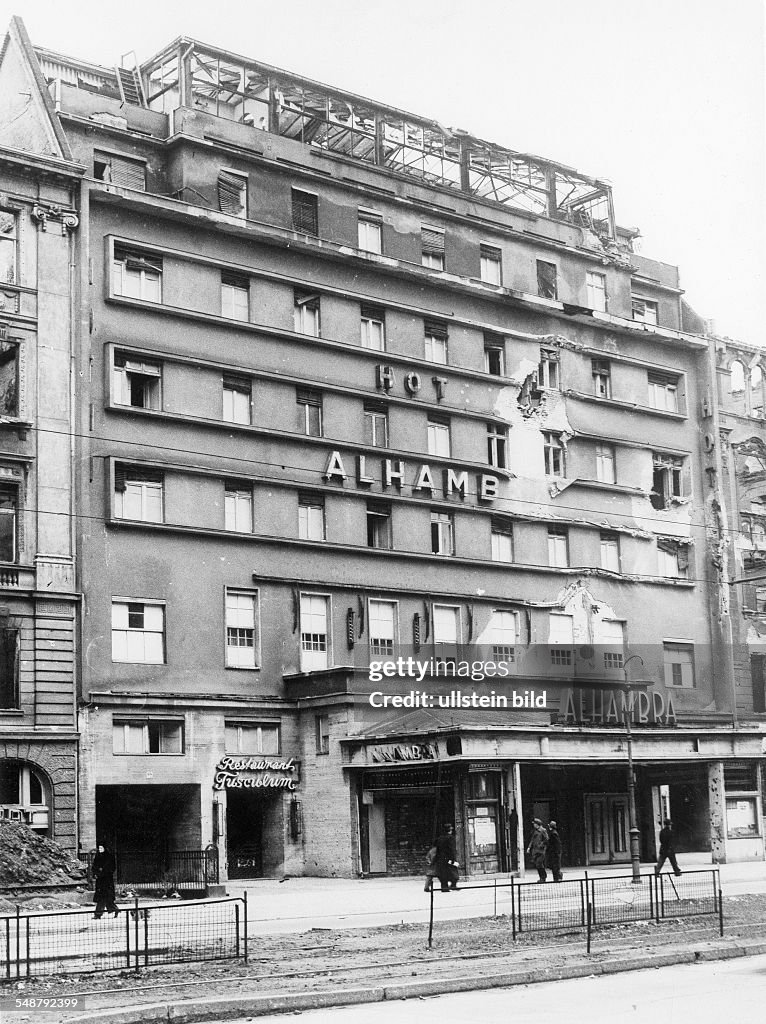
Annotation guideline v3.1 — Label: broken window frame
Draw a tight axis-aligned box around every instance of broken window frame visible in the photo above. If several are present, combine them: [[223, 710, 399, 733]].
[[217, 169, 248, 218], [112, 248, 162, 302], [651, 453, 684, 510], [294, 290, 321, 337], [543, 432, 565, 476], [113, 352, 162, 410], [538, 348, 560, 389], [431, 511, 455, 556], [657, 538, 690, 579], [484, 335, 505, 376], [592, 358, 611, 399], [0, 208, 17, 285], [480, 244, 502, 285], [536, 260, 558, 300], [631, 296, 659, 325], [94, 150, 147, 191]]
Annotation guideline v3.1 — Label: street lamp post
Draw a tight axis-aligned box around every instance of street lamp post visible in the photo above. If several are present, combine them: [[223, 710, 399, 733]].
[[622, 654, 644, 884]]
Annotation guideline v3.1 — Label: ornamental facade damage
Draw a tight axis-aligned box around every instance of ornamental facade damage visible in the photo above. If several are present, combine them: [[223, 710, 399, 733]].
[[0, 15, 764, 883]]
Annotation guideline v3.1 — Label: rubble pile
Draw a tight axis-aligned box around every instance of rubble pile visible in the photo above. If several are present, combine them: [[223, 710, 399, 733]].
[[0, 821, 86, 887]]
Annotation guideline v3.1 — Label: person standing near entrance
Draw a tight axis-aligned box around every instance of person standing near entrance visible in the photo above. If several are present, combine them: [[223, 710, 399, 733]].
[[92, 844, 119, 919], [547, 820, 563, 882], [655, 818, 682, 876], [527, 818, 549, 882], [433, 824, 460, 891]]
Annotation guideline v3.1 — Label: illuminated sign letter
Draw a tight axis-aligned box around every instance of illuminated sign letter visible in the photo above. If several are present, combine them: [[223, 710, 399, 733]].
[[404, 371, 422, 395], [479, 474, 499, 502], [444, 469, 468, 499], [376, 365, 395, 392], [384, 460, 406, 490], [413, 464, 436, 495]]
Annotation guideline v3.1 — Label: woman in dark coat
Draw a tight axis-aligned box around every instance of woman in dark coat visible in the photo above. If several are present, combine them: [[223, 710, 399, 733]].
[[433, 824, 460, 892], [92, 844, 119, 918]]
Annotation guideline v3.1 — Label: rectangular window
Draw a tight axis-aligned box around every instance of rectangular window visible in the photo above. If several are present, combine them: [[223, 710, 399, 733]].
[[112, 247, 162, 301], [299, 493, 326, 541], [113, 719, 183, 754], [726, 797, 759, 839], [0, 487, 18, 562], [537, 260, 557, 299], [484, 335, 505, 376], [292, 189, 318, 235], [0, 209, 18, 284], [221, 273, 249, 321], [0, 341, 19, 416], [433, 604, 460, 659], [111, 601, 165, 664], [595, 443, 616, 484], [315, 714, 330, 755], [296, 388, 323, 436], [549, 612, 573, 665], [490, 516, 513, 563], [657, 540, 689, 579], [294, 290, 321, 336], [632, 296, 658, 325], [586, 271, 607, 312], [300, 593, 330, 671], [538, 347, 560, 389], [592, 359, 611, 399], [369, 599, 397, 656], [225, 482, 253, 533], [358, 212, 382, 254], [600, 619, 625, 669], [647, 372, 679, 413], [226, 589, 259, 668], [421, 226, 445, 270], [663, 642, 695, 688], [543, 432, 565, 476], [367, 501, 392, 549], [548, 528, 569, 568], [225, 722, 280, 754], [223, 375, 252, 425], [489, 609, 516, 662], [0, 628, 19, 709], [487, 424, 507, 469], [480, 245, 502, 285], [113, 353, 162, 409], [364, 403, 389, 448], [431, 511, 454, 555], [651, 453, 684, 509], [114, 468, 163, 523], [424, 321, 448, 364], [94, 151, 147, 191], [600, 532, 620, 572], [427, 418, 451, 458], [360, 304, 385, 351], [217, 170, 247, 218]]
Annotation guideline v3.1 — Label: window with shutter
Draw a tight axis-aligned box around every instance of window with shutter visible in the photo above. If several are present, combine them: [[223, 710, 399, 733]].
[[421, 226, 445, 269], [94, 151, 146, 191], [292, 189, 318, 235], [217, 170, 247, 218]]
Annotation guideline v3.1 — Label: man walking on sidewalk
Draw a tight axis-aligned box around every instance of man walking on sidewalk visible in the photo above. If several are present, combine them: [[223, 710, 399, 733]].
[[655, 818, 682, 877], [547, 820, 563, 882]]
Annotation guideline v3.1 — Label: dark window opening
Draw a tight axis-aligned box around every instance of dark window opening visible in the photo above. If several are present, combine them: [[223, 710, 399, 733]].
[[292, 189, 318, 235], [0, 627, 19, 709], [537, 260, 558, 299]]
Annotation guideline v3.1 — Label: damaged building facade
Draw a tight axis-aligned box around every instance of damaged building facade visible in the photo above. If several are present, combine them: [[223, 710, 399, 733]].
[[0, 15, 764, 878]]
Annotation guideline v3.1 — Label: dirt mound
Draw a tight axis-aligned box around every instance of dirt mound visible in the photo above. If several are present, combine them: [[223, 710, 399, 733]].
[[0, 821, 87, 887]]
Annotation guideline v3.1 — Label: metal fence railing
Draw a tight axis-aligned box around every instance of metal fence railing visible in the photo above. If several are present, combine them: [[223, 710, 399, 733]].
[[1, 895, 247, 980], [428, 869, 723, 950], [78, 847, 219, 891]]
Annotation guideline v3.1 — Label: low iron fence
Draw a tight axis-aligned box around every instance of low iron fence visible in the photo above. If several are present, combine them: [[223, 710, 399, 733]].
[[79, 847, 219, 891], [1, 895, 246, 980], [428, 869, 722, 950]]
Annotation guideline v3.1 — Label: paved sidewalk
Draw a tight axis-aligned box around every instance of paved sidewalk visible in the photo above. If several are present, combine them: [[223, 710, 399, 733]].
[[236, 855, 766, 935]]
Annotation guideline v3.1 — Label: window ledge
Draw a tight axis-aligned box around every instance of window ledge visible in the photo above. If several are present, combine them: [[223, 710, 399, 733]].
[[569, 478, 645, 496], [564, 390, 687, 420]]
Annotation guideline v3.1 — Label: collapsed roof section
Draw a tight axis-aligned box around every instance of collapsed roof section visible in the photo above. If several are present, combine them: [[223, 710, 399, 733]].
[[35, 36, 616, 240]]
